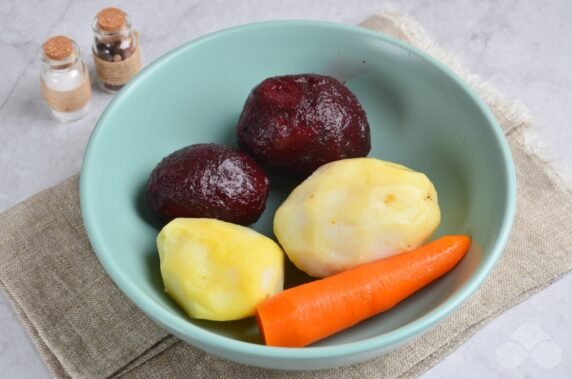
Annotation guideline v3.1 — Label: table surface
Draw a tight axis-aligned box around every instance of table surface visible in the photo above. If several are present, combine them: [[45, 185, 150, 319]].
[[1, 0, 571, 377]]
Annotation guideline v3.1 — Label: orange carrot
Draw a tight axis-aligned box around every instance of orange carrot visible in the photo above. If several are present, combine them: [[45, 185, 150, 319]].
[[256, 235, 471, 347]]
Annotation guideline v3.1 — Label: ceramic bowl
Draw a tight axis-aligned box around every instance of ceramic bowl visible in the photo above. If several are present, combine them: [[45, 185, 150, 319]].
[[80, 21, 516, 370]]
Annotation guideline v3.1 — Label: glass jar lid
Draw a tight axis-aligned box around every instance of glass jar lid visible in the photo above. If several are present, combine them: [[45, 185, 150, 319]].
[[41, 36, 79, 66], [93, 7, 132, 36]]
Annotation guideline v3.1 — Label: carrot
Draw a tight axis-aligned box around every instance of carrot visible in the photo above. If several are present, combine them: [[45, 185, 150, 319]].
[[256, 235, 471, 347]]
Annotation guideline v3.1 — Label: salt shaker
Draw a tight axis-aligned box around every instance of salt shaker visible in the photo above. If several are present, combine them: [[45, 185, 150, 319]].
[[40, 36, 91, 122], [92, 7, 141, 92]]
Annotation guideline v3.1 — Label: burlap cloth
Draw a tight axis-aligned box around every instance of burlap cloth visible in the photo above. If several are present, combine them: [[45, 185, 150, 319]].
[[1, 11, 571, 379]]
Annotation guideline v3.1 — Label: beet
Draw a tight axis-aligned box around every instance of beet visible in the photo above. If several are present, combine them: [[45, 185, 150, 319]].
[[236, 74, 371, 176], [146, 143, 270, 225]]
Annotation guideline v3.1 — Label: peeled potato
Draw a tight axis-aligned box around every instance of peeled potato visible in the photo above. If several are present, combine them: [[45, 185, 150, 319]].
[[157, 218, 284, 321], [274, 158, 441, 278]]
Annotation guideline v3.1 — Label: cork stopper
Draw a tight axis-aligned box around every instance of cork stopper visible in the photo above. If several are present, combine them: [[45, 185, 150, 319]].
[[96, 7, 126, 32], [43, 36, 73, 61]]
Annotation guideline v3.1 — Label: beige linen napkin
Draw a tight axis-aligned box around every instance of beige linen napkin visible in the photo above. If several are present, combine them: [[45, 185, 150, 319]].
[[1, 11, 571, 379]]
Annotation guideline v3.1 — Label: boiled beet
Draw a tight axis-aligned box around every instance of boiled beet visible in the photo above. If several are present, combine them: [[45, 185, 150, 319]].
[[237, 74, 371, 176], [146, 143, 270, 225]]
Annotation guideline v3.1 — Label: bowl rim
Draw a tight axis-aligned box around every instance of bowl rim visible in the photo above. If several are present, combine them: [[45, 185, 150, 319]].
[[80, 19, 517, 360]]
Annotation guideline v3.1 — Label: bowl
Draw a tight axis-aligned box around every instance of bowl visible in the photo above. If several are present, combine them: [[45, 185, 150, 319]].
[[80, 20, 516, 370]]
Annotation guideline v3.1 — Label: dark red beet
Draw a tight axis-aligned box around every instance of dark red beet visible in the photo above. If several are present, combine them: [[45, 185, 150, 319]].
[[236, 74, 371, 176], [146, 143, 270, 225]]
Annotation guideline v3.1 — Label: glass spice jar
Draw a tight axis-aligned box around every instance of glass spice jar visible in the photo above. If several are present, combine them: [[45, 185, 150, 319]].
[[92, 7, 141, 92], [40, 36, 91, 122]]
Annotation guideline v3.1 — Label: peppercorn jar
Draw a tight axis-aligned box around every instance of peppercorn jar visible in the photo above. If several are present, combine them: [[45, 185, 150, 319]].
[[40, 36, 91, 122], [92, 7, 141, 92]]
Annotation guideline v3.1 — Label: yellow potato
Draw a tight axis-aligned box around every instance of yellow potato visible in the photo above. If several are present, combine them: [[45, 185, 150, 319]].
[[274, 158, 440, 278], [157, 218, 284, 321]]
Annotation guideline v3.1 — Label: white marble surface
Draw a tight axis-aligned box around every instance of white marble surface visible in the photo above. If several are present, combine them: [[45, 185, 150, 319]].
[[1, 0, 571, 377]]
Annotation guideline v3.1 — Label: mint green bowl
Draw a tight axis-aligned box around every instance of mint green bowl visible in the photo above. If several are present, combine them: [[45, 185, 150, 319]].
[[80, 21, 516, 370]]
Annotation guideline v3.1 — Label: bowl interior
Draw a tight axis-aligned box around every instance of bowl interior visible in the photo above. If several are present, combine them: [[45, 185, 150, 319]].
[[81, 22, 513, 348]]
